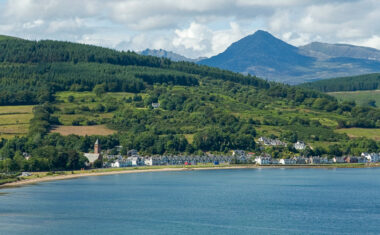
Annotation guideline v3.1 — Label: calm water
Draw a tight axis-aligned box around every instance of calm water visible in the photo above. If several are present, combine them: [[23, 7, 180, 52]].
[[1, 168, 380, 234]]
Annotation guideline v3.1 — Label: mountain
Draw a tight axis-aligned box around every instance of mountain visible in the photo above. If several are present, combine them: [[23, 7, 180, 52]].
[[139, 49, 204, 62], [299, 73, 380, 92], [199, 30, 314, 79], [198, 30, 380, 84]]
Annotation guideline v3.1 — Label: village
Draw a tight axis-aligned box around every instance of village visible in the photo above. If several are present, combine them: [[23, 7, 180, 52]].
[[83, 138, 380, 168]]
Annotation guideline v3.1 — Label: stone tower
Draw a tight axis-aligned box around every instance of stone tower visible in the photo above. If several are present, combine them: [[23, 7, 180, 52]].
[[94, 139, 100, 154]]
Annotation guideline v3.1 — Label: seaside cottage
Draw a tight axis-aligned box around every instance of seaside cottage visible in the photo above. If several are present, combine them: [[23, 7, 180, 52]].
[[278, 158, 296, 165], [362, 153, 380, 163], [127, 157, 140, 166], [232, 150, 246, 157], [332, 157, 345, 163], [320, 157, 329, 164], [144, 157, 153, 166], [255, 156, 271, 165]]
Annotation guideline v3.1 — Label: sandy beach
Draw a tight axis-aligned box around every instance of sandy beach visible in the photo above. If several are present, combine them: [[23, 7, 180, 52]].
[[1, 164, 379, 189], [0, 166, 256, 189]]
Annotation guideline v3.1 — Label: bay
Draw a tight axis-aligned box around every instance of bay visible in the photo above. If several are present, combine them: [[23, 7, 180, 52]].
[[1, 168, 380, 234]]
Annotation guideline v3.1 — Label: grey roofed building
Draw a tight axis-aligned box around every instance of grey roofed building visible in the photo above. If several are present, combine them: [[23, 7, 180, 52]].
[[152, 103, 160, 109], [84, 153, 100, 163]]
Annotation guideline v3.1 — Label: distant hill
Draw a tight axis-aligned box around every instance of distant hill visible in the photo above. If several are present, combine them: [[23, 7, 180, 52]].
[[299, 73, 380, 92], [0, 35, 21, 41], [299, 42, 380, 61], [139, 49, 204, 62], [198, 30, 380, 84]]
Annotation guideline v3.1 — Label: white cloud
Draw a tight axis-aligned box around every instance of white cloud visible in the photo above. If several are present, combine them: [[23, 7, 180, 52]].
[[358, 35, 380, 49], [173, 22, 212, 52], [22, 19, 44, 29], [0, 0, 380, 57]]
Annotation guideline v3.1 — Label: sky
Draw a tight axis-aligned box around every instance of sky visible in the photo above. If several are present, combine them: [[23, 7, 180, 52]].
[[0, 0, 380, 58]]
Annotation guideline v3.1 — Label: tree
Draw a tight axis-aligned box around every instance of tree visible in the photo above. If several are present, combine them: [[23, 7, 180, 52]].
[[367, 100, 376, 107], [93, 84, 106, 97], [93, 158, 102, 168], [67, 95, 74, 102]]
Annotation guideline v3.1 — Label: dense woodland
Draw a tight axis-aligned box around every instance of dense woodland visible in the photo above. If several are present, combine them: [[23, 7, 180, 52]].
[[0, 36, 379, 173], [300, 73, 380, 92]]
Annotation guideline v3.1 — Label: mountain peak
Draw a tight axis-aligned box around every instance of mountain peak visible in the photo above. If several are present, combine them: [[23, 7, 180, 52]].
[[252, 30, 274, 37], [237, 30, 282, 45], [199, 29, 313, 77], [139, 48, 202, 62]]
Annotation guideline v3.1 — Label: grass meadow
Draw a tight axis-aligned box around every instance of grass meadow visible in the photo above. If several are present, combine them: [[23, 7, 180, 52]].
[[328, 89, 380, 107], [0, 105, 34, 139]]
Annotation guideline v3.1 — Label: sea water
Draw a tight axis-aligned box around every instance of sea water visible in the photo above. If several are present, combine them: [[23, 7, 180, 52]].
[[1, 168, 380, 234]]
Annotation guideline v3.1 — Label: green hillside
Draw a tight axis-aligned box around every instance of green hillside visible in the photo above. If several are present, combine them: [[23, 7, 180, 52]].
[[328, 89, 380, 107], [0, 36, 379, 172], [300, 73, 380, 92]]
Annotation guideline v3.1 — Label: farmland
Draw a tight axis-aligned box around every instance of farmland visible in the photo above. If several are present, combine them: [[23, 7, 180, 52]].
[[335, 128, 380, 141], [0, 105, 33, 139], [50, 125, 116, 136], [328, 89, 380, 107]]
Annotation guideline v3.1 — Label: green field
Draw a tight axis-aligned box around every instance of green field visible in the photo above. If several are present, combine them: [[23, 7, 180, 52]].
[[335, 128, 380, 141], [0, 105, 34, 139], [54, 91, 137, 126], [328, 90, 380, 107]]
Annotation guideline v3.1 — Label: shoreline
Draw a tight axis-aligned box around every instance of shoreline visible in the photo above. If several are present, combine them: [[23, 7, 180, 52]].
[[1, 164, 380, 189]]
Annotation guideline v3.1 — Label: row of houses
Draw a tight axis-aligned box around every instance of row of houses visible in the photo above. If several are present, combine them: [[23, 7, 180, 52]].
[[105, 152, 380, 168], [255, 153, 380, 165], [84, 141, 380, 168], [105, 154, 250, 168]]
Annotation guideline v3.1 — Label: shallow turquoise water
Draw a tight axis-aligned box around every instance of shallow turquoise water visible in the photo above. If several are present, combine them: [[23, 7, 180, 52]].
[[1, 168, 380, 234]]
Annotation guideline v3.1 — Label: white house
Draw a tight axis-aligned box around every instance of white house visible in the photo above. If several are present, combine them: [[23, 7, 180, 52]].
[[255, 156, 271, 165], [152, 103, 160, 109], [362, 153, 380, 163], [332, 157, 345, 163], [111, 160, 131, 168], [111, 161, 121, 168], [128, 156, 139, 166], [279, 158, 296, 165], [232, 150, 246, 157], [294, 141, 307, 150]]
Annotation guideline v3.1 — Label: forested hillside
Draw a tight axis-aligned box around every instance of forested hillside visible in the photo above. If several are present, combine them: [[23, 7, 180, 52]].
[[0, 35, 379, 173], [300, 73, 380, 92]]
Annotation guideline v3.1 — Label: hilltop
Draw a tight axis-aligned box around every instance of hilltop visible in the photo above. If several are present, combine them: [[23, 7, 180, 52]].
[[198, 30, 380, 84], [0, 35, 379, 173], [299, 42, 380, 61], [299, 73, 380, 108], [299, 73, 380, 92], [139, 49, 203, 62]]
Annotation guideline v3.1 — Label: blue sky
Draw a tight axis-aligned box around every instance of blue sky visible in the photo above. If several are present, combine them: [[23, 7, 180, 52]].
[[0, 0, 380, 58]]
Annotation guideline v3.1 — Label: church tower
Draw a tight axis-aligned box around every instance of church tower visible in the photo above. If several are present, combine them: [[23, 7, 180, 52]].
[[94, 139, 100, 154]]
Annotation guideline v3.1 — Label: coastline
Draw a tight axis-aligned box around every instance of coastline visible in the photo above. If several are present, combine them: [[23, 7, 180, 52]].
[[1, 163, 380, 189]]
